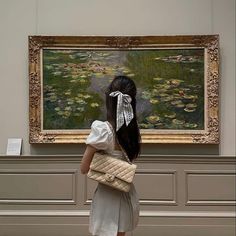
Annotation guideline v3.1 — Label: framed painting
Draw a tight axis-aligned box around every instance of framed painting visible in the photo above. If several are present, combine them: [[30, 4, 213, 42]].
[[29, 35, 219, 144]]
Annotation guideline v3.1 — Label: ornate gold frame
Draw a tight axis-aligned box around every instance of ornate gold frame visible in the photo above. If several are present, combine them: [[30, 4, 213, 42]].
[[29, 35, 219, 144]]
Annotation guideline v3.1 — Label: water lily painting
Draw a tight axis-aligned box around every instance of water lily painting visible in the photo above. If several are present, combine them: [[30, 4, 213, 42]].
[[43, 49, 204, 131], [29, 35, 219, 144]]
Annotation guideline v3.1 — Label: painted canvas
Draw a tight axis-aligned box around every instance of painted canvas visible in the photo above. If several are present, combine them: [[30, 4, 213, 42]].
[[43, 48, 204, 130]]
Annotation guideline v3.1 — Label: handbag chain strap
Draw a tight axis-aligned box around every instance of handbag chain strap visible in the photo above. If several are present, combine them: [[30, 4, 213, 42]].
[[105, 121, 132, 164]]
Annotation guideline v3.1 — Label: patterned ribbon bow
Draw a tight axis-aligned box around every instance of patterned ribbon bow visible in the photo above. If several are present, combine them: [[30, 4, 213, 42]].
[[109, 91, 134, 131]]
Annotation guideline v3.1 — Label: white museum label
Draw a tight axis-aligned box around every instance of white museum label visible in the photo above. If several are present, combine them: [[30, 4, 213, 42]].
[[6, 138, 22, 156]]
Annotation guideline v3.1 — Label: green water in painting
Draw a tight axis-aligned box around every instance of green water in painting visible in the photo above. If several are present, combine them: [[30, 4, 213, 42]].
[[43, 49, 204, 130]]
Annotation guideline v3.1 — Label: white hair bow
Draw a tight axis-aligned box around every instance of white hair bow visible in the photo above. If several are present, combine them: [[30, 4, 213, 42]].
[[109, 91, 134, 131]]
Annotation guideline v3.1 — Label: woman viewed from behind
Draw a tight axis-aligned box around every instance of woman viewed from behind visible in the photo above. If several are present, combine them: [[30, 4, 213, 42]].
[[81, 75, 141, 236]]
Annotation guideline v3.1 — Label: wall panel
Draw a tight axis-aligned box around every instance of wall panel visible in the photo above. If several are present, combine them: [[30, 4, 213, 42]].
[[0, 155, 235, 236], [185, 170, 236, 205], [0, 170, 77, 204], [135, 169, 177, 205]]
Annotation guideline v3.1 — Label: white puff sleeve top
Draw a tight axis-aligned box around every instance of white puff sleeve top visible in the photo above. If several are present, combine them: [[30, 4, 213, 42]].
[[85, 120, 113, 151]]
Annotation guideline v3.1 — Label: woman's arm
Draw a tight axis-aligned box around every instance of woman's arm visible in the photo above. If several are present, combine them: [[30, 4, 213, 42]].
[[80, 144, 98, 174]]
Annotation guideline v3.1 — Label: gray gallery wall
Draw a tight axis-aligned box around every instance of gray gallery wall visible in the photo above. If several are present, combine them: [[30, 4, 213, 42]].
[[0, 1, 235, 236], [0, 0, 235, 156]]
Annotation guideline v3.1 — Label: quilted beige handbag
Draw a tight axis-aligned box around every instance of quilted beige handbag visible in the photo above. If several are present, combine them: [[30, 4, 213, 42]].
[[87, 121, 137, 192]]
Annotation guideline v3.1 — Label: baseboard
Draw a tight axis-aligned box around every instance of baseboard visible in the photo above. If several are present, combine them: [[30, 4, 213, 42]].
[[0, 210, 235, 236], [0, 210, 235, 217]]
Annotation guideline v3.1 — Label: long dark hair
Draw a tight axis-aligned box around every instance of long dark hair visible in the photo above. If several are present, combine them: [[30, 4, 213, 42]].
[[105, 75, 141, 161]]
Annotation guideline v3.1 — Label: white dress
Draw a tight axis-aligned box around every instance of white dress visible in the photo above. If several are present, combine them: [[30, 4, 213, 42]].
[[85, 120, 140, 236]]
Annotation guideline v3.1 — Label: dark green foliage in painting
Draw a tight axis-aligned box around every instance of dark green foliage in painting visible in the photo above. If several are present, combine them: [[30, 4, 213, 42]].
[[124, 49, 204, 130], [43, 50, 103, 129]]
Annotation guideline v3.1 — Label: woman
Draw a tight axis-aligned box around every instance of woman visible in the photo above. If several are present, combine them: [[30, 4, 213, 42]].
[[81, 75, 141, 236]]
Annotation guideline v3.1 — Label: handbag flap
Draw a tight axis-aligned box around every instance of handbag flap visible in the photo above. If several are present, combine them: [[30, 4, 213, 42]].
[[89, 152, 137, 183]]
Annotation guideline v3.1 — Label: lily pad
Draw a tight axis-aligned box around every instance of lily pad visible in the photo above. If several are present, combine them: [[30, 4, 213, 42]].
[[151, 89, 159, 95], [79, 79, 86, 83], [65, 106, 72, 111], [176, 103, 185, 108], [169, 79, 184, 86], [75, 98, 86, 105], [139, 123, 154, 129], [159, 93, 169, 97], [164, 112, 176, 119], [139, 123, 149, 129], [53, 71, 62, 76], [76, 107, 85, 112], [153, 77, 163, 81], [63, 111, 71, 117], [127, 73, 135, 77], [90, 103, 99, 108], [123, 69, 130, 74], [70, 79, 78, 83], [162, 84, 171, 89], [186, 103, 197, 108], [171, 100, 183, 105], [146, 115, 160, 124], [57, 111, 64, 116], [184, 107, 196, 112], [49, 95, 57, 102], [184, 123, 198, 128], [183, 94, 198, 100], [83, 94, 91, 99], [161, 96, 173, 102], [45, 65, 53, 70], [149, 98, 159, 104], [172, 119, 185, 125]]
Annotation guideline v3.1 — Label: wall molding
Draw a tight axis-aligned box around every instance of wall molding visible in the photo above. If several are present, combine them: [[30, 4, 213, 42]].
[[0, 169, 78, 205], [185, 170, 236, 206], [0, 210, 235, 218], [135, 169, 178, 205], [0, 155, 235, 164]]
